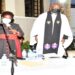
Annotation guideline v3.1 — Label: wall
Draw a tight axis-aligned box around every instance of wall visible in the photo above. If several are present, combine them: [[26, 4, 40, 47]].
[[43, 0, 49, 12], [4, 0, 25, 16], [5, 0, 15, 14], [14, 16, 36, 41], [15, 0, 25, 16], [71, 8, 75, 35]]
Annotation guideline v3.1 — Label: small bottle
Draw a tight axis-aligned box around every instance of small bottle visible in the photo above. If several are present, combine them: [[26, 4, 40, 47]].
[[1, 54, 8, 66], [22, 50, 26, 58], [2, 54, 7, 59]]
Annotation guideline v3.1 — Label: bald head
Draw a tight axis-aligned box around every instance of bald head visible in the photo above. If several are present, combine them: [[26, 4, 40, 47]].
[[49, 3, 63, 12], [51, 3, 61, 9]]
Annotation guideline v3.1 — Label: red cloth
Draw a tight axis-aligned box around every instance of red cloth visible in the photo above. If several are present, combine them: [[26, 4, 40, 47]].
[[0, 34, 22, 58]]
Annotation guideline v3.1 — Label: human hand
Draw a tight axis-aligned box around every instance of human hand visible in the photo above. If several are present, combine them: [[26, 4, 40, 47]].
[[9, 29, 20, 36], [61, 39, 65, 44]]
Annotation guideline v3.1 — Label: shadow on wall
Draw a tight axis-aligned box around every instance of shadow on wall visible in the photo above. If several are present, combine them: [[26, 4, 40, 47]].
[[14, 16, 36, 41]]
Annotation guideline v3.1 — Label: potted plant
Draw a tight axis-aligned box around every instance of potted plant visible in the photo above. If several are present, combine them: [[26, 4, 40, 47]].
[[21, 41, 30, 57]]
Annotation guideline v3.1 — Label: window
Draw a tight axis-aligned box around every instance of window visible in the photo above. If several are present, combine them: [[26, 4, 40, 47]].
[[25, 0, 43, 17], [71, 0, 75, 8]]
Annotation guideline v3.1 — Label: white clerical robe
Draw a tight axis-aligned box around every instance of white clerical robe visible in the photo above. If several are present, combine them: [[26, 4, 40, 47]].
[[30, 12, 73, 57]]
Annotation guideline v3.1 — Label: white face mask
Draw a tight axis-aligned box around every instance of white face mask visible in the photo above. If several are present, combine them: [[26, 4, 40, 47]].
[[2, 18, 11, 24]]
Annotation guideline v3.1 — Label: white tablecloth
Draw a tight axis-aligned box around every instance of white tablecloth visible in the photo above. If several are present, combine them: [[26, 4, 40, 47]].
[[0, 58, 75, 75]]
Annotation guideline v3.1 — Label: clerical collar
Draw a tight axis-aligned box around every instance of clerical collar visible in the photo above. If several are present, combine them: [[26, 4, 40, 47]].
[[51, 11, 60, 15], [51, 13, 57, 15]]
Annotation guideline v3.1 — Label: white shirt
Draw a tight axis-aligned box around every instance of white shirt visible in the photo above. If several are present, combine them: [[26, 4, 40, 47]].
[[52, 13, 57, 34]]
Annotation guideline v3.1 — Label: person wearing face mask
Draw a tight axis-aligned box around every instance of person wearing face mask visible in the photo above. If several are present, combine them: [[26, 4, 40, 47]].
[[30, 3, 73, 58], [0, 11, 24, 59]]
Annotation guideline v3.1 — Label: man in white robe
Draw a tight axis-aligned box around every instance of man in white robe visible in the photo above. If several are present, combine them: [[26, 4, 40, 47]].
[[30, 3, 73, 58]]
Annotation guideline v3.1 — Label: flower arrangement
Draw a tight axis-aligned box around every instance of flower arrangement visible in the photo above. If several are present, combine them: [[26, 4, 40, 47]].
[[21, 41, 30, 51], [21, 41, 30, 57]]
